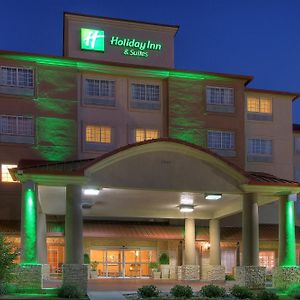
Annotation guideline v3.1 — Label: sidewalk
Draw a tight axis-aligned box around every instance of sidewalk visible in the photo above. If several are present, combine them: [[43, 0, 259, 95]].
[[88, 291, 127, 300]]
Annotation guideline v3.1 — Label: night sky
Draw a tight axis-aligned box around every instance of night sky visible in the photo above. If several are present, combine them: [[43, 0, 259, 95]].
[[2, 0, 300, 122]]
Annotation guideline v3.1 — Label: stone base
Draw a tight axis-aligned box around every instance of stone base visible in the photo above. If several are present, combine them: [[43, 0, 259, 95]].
[[63, 264, 88, 293], [15, 264, 43, 290], [177, 265, 200, 280], [236, 266, 266, 288], [272, 266, 300, 289], [42, 264, 50, 280], [207, 265, 225, 281], [169, 265, 177, 279]]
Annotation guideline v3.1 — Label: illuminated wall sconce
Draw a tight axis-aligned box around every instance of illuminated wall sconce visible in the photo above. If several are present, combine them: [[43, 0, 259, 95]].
[[82, 187, 100, 196], [205, 193, 222, 200], [179, 204, 194, 213]]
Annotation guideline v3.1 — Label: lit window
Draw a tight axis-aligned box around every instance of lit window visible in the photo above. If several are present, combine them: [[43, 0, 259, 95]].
[[1, 164, 17, 183], [135, 129, 159, 142], [259, 251, 275, 273], [206, 86, 234, 105], [0, 115, 34, 136], [247, 96, 272, 113], [248, 139, 272, 155], [207, 130, 235, 150], [0, 66, 33, 88], [86, 125, 111, 144]]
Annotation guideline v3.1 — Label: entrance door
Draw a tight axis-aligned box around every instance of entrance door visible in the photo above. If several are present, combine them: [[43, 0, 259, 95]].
[[107, 249, 123, 277]]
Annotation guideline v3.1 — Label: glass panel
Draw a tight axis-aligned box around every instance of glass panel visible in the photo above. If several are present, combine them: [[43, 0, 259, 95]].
[[247, 97, 260, 112], [259, 251, 275, 273], [221, 249, 236, 273], [107, 250, 122, 277]]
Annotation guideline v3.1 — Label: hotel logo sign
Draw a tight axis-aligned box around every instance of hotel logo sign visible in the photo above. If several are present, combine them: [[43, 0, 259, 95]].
[[81, 28, 105, 52], [80, 27, 162, 58]]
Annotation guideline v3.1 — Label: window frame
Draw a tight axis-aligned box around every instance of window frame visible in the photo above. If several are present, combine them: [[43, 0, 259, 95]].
[[247, 96, 273, 121], [247, 138, 273, 163], [1, 164, 18, 183], [206, 86, 235, 106], [207, 130, 235, 150], [85, 125, 112, 144], [0, 115, 34, 137], [0, 66, 34, 88], [134, 128, 159, 142]]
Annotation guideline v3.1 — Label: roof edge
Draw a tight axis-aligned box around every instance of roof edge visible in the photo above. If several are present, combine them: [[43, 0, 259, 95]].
[[246, 87, 300, 101]]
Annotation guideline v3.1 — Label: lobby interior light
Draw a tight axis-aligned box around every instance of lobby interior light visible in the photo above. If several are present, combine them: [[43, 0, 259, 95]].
[[179, 204, 194, 213], [205, 193, 222, 201], [82, 188, 100, 196]]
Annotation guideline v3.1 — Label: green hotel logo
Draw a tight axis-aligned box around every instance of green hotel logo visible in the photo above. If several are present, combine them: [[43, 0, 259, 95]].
[[81, 28, 105, 52]]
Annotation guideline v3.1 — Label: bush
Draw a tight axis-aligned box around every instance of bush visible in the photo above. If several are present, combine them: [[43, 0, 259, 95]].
[[225, 273, 235, 281], [0, 283, 8, 296], [137, 285, 160, 298], [159, 253, 169, 265], [83, 253, 90, 264], [149, 262, 159, 270], [58, 285, 85, 298], [0, 233, 18, 285], [287, 284, 300, 299], [200, 284, 226, 298], [230, 285, 253, 299], [170, 285, 193, 298], [256, 290, 279, 300]]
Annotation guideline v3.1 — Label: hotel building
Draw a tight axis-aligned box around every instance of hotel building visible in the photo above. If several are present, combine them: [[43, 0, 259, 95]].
[[0, 12, 299, 291]]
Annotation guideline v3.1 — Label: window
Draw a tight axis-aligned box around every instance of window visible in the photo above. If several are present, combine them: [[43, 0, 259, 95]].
[[83, 78, 116, 107], [131, 83, 160, 110], [0, 115, 34, 136], [248, 139, 272, 155], [1, 164, 17, 183], [206, 87, 234, 105], [247, 96, 272, 121], [259, 251, 275, 273], [207, 130, 235, 150], [86, 125, 111, 144], [295, 136, 300, 154], [135, 129, 159, 142], [0, 66, 33, 88], [221, 249, 236, 274]]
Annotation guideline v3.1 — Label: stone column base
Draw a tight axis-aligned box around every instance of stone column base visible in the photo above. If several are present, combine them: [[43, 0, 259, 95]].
[[207, 265, 225, 281], [63, 264, 88, 293], [272, 266, 300, 289], [178, 265, 200, 280], [42, 264, 50, 280], [169, 265, 177, 279], [236, 266, 266, 288], [15, 264, 42, 290]]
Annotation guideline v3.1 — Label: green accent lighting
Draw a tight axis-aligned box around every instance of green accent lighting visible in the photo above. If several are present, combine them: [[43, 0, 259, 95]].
[[23, 188, 37, 264], [281, 199, 297, 267]]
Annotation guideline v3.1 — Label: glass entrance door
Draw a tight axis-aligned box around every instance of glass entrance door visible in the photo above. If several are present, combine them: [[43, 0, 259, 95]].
[[90, 248, 156, 278]]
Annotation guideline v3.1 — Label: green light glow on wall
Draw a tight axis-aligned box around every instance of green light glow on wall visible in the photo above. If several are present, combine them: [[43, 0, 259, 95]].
[[34, 117, 76, 161], [281, 200, 297, 267], [23, 188, 37, 264], [81, 28, 105, 52], [0, 53, 228, 81]]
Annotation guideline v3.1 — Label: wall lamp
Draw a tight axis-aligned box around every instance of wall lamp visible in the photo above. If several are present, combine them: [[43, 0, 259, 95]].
[[205, 193, 222, 200], [82, 187, 100, 196]]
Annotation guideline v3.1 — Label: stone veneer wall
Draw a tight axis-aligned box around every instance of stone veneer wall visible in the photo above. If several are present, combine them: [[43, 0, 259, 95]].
[[207, 265, 225, 281], [177, 265, 200, 280], [42, 264, 50, 280], [236, 266, 266, 288], [63, 264, 88, 292], [272, 266, 300, 289], [15, 264, 42, 290]]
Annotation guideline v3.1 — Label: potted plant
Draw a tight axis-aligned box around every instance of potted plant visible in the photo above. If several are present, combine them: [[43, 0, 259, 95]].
[[149, 262, 161, 279], [89, 261, 98, 279], [159, 253, 170, 279]]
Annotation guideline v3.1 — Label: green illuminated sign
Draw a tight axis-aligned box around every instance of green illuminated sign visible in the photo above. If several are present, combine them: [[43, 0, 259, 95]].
[[81, 28, 105, 52], [80, 28, 163, 58]]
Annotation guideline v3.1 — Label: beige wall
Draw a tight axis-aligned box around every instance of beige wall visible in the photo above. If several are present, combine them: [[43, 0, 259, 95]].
[[293, 131, 300, 180], [64, 13, 177, 68], [245, 92, 294, 180]]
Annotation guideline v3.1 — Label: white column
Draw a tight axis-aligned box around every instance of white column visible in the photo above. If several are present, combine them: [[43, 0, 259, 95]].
[[184, 218, 196, 265], [209, 219, 221, 265]]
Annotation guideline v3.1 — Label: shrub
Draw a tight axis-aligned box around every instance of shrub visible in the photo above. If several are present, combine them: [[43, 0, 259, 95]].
[[58, 285, 85, 298], [0, 233, 18, 293], [149, 261, 159, 270], [200, 284, 226, 298], [256, 290, 279, 300], [83, 253, 90, 264], [159, 253, 169, 265], [230, 285, 253, 299], [225, 273, 235, 281], [170, 285, 193, 298], [287, 284, 300, 299], [137, 285, 160, 298]]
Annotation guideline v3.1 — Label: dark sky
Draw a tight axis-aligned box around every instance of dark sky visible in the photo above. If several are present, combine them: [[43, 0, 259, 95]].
[[1, 0, 300, 122]]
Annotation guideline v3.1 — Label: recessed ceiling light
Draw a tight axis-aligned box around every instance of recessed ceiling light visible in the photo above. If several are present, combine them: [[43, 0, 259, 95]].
[[82, 188, 100, 196], [205, 193, 222, 200], [179, 204, 194, 213]]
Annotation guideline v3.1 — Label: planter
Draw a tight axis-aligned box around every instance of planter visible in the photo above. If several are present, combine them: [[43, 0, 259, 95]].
[[160, 264, 170, 279], [152, 270, 161, 279], [89, 270, 98, 279]]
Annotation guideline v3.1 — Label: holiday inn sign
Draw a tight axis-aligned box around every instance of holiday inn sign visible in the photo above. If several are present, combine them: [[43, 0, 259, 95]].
[[80, 28, 163, 58]]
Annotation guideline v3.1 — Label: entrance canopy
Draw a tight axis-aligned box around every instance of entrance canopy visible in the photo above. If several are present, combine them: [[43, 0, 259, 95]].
[[12, 138, 300, 220]]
